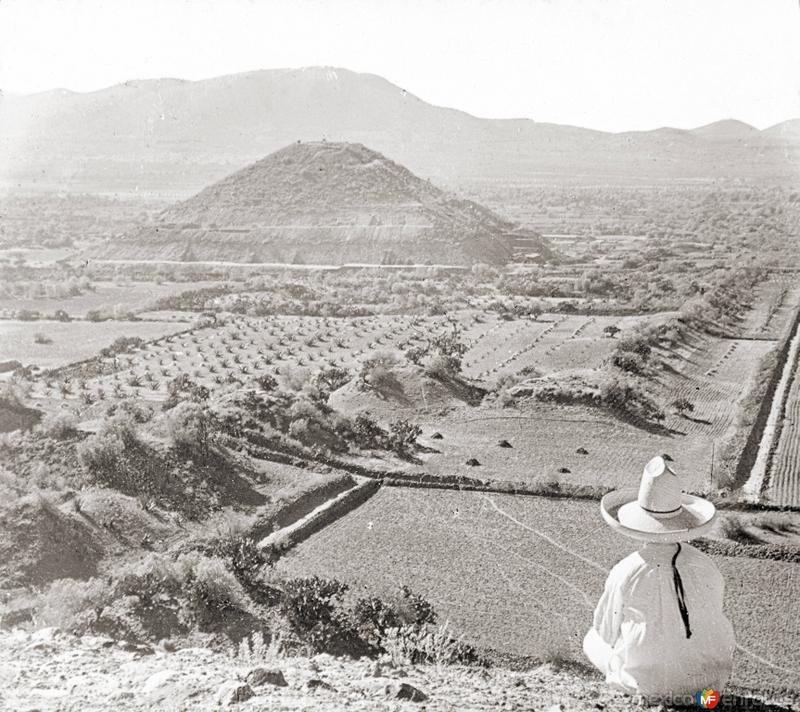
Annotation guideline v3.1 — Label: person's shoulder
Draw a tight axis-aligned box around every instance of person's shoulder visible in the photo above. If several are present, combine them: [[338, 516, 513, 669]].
[[680, 542, 715, 564], [608, 550, 645, 580]]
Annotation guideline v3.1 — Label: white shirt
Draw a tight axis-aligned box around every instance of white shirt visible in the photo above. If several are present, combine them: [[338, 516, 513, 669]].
[[591, 542, 735, 697]]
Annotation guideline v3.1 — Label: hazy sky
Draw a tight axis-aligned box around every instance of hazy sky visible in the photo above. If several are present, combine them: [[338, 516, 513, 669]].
[[1, 0, 798, 132]]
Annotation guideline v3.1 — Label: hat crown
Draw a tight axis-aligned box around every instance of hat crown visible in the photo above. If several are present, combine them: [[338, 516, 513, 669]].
[[637, 456, 682, 517]]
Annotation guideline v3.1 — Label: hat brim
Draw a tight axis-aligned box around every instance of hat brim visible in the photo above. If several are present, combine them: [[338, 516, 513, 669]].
[[600, 487, 716, 543]]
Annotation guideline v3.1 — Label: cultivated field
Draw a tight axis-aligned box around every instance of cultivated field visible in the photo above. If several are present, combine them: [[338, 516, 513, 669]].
[[0, 280, 228, 319], [736, 277, 800, 341], [18, 284, 789, 496], [0, 320, 188, 369], [460, 313, 672, 382], [38, 312, 498, 402], [769, 353, 800, 507], [278, 486, 800, 694], [415, 406, 716, 492]]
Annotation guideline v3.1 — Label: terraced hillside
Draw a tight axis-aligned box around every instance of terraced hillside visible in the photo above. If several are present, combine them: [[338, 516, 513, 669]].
[[101, 142, 548, 266]]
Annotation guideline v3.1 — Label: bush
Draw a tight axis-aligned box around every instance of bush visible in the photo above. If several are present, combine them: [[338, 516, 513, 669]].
[[382, 621, 478, 667], [256, 374, 278, 392], [163, 374, 210, 410], [351, 412, 386, 449], [107, 399, 154, 423], [279, 576, 366, 655], [387, 419, 422, 455], [670, 397, 695, 415], [313, 367, 351, 395], [611, 351, 648, 374], [34, 552, 253, 641], [36, 412, 79, 440], [166, 401, 213, 459], [77, 413, 139, 476], [351, 597, 400, 647], [34, 578, 112, 631], [204, 535, 271, 601], [359, 352, 398, 391], [183, 555, 252, 628]]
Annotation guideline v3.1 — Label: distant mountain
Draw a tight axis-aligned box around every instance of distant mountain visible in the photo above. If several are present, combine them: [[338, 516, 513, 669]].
[[690, 119, 760, 140], [99, 141, 547, 265], [763, 119, 800, 141], [1, 67, 798, 196]]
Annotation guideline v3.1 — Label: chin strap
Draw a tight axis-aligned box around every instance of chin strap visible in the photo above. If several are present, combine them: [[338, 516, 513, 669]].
[[671, 543, 692, 639]]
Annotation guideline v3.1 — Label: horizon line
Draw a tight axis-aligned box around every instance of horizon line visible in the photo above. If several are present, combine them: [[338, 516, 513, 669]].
[[1, 65, 798, 136]]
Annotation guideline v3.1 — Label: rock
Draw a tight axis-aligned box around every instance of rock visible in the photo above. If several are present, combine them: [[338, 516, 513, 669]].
[[307, 678, 336, 692], [369, 661, 384, 677], [118, 640, 154, 656], [216, 681, 254, 706], [576, 447, 589, 455], [386, 681, 428, 702], [143, 670, 177, 693], [557, 467, 571, 474], [465, 458, 481, 466], [245, 667, 287, 687], [30, 627, 61, 643], [0, 606, 34, 629], [430, 432, 444, 439], [82, 635, 116, 650]]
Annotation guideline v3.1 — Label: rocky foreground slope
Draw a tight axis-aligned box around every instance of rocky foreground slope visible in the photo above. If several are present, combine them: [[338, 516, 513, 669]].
[[1, 628, 794, 712]]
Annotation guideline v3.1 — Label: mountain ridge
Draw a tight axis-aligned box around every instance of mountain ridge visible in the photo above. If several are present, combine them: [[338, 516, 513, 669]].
[[2, 66, 798, 195]]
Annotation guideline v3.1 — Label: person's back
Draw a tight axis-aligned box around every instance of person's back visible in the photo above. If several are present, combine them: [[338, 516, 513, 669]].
[[593, 542, 735, 696], [583, 456, 736, 702]]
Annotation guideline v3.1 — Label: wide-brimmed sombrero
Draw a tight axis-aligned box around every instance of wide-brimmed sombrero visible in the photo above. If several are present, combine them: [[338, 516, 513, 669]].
[[600, 456, 716, 543]]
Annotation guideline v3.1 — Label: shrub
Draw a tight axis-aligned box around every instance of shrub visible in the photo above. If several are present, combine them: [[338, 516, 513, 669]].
[[279, 576, 365, 655], [36, 412, 79, 440], [34, 578, 112, 631], [107, 399, 154, 423], [33, 332, 52, 345], [183, 554, 252, 628], [77, 413, 139, 477], [382, 621, 477, 668], [256, 374, 278, 392], [313, 367, 351, 395], [163, 374, 210, 410], [611, 351, 647, 374], [99, 336, 144, 358], [359, 352, 398, 391], [166, 401, 213, 458], [352, 597, 400, 647], [670, 397, 695, 415], [351, 412, 386, 449], [204, 535, 271, 600], [387, 419, 422, 455]]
